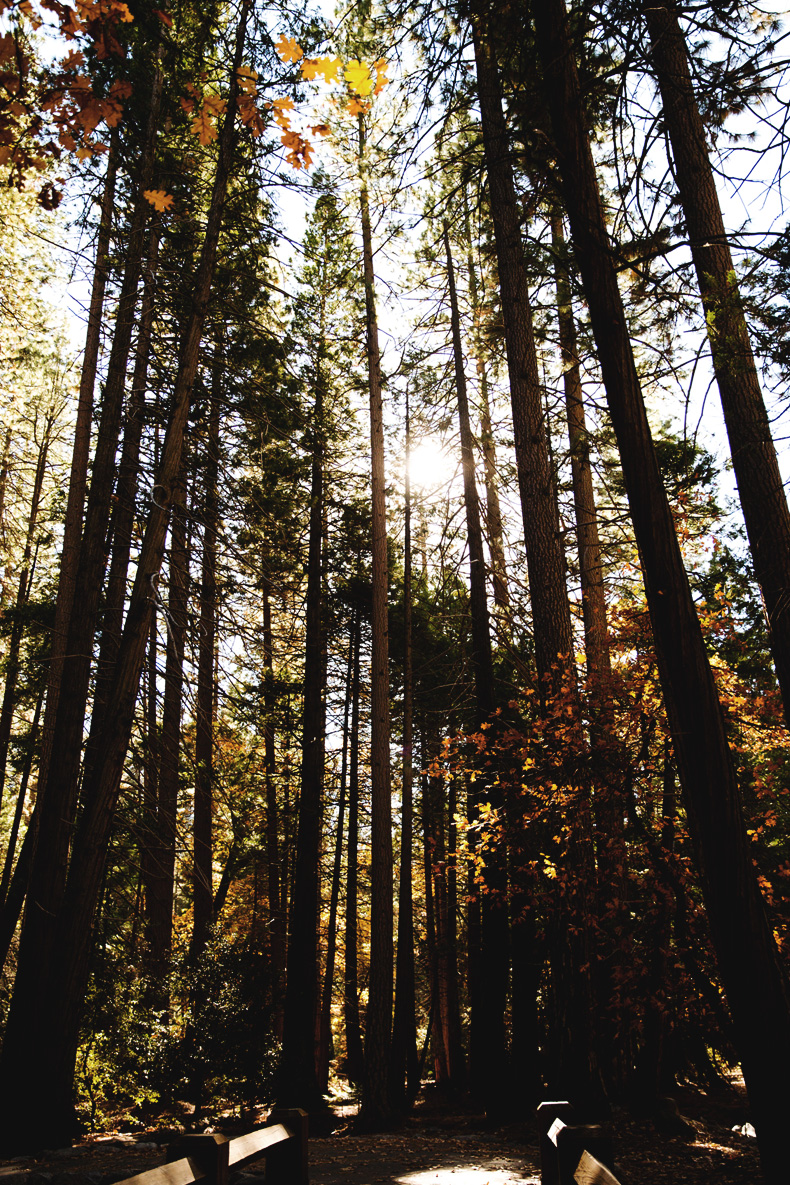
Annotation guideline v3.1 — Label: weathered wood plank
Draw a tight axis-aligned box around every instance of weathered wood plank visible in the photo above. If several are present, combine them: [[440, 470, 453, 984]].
[[228, 1124, 291, 1167], [574, 1150, 622, 1185], [113, 1156, 202, 1185]]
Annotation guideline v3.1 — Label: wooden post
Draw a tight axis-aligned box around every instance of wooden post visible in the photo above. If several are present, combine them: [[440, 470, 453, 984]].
[[556, 1126, 613, 1185], [167, 1134, 230, 1185], [537, 1102, 574, 1185], [266, 1108, 308, 1185]]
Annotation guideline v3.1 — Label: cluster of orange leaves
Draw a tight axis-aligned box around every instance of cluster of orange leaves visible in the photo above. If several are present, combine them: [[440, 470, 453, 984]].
[[271, 33, 389, 167], [0, 0, 133, 185]]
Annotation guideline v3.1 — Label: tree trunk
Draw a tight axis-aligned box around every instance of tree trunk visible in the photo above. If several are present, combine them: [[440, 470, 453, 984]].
[[191, 348, 221, 962], [316, 649, 349, 1092], [344, 613, 365, 1086], [464, 200, 509, 610], [0, 413, 53, 805], [357, 112, 394, 1129], [390, 400, 420, 1108], [644, 0, 790, 730], [0, 16, 248, 1149], [146, 464, 188, 982], [443, 223, 496, 719], [0, 684, 43, 909], [470, 3, 576, 701], [279, 375, 326, 1111], [530, 1, 790, 1176], [262, 564, 286, 1034], [549, 210, 610, 685]]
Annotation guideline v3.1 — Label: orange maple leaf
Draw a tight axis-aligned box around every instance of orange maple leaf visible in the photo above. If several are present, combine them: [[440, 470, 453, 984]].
[[143, 189, 174, 211], [275, 34, 302, 63]]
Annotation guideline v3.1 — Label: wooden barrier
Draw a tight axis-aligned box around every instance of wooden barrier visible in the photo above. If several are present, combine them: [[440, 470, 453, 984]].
[[112, 1109, 308, 1185], [537, 1102, 621, 1185]]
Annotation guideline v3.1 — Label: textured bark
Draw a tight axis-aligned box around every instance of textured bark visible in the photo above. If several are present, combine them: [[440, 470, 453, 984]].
[[279, 378, 326, 1110], [550, 211, 610, 684], [471, 5, 575, 701], [390, 402, 420, 1108], [443, 223, 496, 719], [644, 0, 790, 730], [464, 204, 509, 610], [344, 614, 365, 1086], [357, 113, 394, 1129], [191, 352, 221, 962], [262, 565, 285, 1034], [316, 661, 348, 1091], [0, 16, 247, 1149], [87, 218, 161, 756], [531, 1, 790, 1176], [146, 466, 188, 980]]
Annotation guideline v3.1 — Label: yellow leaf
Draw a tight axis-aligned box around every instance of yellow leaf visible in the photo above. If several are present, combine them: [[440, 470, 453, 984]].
[[347, 96, 366, 115], [272, 96, 295, 110], [300, 58, 320, 81], [308, 55, 342, 84], [275, 34, 303, 63], [344, 59, 374, 96], [143, 189, 174, 211]]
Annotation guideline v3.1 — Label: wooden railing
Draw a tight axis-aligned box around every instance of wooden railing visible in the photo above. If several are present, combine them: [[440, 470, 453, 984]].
[[537, 1102, 622, 1185], [113, 1109, 308, 1185]]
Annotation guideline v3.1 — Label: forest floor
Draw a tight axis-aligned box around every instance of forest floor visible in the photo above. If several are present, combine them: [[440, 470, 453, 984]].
[[0, 1079, 761, 1185]]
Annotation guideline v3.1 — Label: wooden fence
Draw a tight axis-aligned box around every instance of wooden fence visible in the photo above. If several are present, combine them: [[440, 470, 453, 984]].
[[113, 1109, 307, 1185], [537, 1102, 622, 1185]]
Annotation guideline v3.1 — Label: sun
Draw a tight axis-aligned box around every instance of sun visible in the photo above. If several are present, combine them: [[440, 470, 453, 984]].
[[406, 437, 457, 492]]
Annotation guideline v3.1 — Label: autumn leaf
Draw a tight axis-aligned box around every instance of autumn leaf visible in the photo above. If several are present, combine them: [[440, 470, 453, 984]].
[[143, 189, 174, 211], [237, 65, 257, 93], [373, 57, 389, 95], [153, 8, 172, 25], [275, 34, 303, 63], [347, 96, 366, 115], [191, 108, 218, 144], [344, 59, 374, 96], [301, 55, 342, 84], [310, 123, 330, 136]]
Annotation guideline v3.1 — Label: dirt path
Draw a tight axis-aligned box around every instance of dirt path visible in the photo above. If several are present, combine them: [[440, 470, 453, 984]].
[[0, 1083, 762, 1185]]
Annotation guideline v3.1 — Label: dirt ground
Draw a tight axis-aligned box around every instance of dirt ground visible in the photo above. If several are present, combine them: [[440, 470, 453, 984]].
[[0, 1082, 762, 1185]]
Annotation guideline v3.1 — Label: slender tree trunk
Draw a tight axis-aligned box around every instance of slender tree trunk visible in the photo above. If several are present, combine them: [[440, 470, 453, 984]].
[[390, 399, 420, 1107], [464, 202, 509, 610], [644, 0, 790, 730], [316, 681, 348, 1092], [357, 112, 394, 1129], [470, 3, 576, 701], [87, 217, 162, 753], [0, 684, 43, 909], [443, 223, 496, 718], [550, 211, 610, 684], [0, 17, 247, 1150], [279, 375, 326, 1110], [0, 415, 53, 804], [530, 1, 790, 1176], [262, 564, 285, 1034], [191, 349, 221, 962], [146, 465, 188, 981], [344, 614, 365, 1086]]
